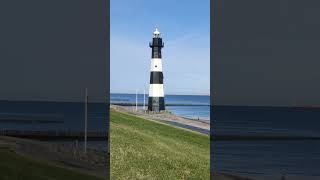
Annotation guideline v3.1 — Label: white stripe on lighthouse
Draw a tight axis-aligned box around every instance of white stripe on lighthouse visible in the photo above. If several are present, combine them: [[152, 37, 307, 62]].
[[148, 84, 164, 97], [150, 58, 163, 72]]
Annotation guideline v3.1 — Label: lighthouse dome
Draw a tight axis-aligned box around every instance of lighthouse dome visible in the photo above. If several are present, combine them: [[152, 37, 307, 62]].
[[153, 28, 160, 37]]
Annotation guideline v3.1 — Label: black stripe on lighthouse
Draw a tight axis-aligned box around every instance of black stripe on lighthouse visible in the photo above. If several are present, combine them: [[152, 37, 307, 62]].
[[150, 38, 163, 58], [150, 72, 163, 84], [148, 97, 165, 112], [148, 28, 165, 112]]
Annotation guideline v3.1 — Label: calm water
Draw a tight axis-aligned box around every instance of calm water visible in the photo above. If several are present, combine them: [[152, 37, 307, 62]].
[[0, 101, 108, 151], [110, 93, 210, 120], [212, 106, 320, 180]]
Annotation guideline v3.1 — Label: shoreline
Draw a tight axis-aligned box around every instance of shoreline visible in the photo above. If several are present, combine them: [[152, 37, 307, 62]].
[[110, 102, 209, 107], [0, 135, 107, 178], [110, 102, 210, 121], [110, 105, 210, 135], [211, 173, 254, 180]]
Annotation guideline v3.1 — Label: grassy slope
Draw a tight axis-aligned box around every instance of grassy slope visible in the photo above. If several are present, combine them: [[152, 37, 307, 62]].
[[110, 109, 210, 180], [0, 148, 102, 180]]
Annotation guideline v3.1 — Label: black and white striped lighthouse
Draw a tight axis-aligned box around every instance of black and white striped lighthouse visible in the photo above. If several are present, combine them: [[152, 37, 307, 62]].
[[148, 28, 165, 112]]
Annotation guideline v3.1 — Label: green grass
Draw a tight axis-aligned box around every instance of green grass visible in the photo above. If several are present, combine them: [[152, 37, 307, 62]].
[[110, 109, 210, 180], [0, 148, 103, 180]]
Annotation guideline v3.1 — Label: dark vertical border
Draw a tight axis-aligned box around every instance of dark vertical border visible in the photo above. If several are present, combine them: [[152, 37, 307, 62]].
[[105, 0, 110, 179], [210, 0, 215, 179]]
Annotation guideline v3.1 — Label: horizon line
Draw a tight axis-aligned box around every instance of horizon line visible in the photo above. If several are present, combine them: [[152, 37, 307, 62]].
[[110, 92, 210, 96]]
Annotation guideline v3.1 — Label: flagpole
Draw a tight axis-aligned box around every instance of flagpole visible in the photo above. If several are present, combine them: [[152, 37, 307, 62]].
[[135, 89, 138, 111], [84, 88, 88, 154], [143, 89, 146, 111]]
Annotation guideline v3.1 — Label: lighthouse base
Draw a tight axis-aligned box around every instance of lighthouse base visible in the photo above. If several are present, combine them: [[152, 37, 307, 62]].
[[148, 97, 165, 112]]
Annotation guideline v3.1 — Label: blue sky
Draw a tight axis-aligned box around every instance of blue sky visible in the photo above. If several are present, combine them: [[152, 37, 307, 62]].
[[111, 0, 210, 95]]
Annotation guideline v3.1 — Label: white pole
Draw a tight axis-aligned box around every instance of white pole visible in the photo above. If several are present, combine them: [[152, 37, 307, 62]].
[[84, 88, 88, 154], [135, 89, 138, 111], [143, 89, 146, 111]]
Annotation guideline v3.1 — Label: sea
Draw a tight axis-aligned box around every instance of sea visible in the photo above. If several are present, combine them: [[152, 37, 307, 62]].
[[110, 93, 210, 121], [0, 94, 210, 152], [4, 98, 319, 179], [212, 106, 320, 180], [0, 100, 108, 151]]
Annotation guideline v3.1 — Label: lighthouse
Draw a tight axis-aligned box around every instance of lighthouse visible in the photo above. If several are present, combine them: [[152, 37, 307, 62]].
[[148, 28, 165, 112]]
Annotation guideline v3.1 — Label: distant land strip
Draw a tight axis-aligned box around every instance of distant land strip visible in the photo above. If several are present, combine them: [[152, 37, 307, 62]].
[[211, 135, 320, 141], [111, 102, 209, 106], [0, 130, 107, 140], [0, 119, 63, 124]]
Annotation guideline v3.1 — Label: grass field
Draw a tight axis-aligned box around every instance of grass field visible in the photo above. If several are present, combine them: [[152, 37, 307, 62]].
[[0, 148, 103, 180], [110, 109, 210, 179]]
